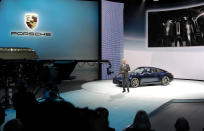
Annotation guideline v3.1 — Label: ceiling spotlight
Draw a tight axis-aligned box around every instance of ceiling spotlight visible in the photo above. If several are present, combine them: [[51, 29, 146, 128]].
[[153, 0, 159, 1]]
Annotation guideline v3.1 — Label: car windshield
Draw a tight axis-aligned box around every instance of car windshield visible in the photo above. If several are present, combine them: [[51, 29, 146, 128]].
[[132, 68, 145, 74]]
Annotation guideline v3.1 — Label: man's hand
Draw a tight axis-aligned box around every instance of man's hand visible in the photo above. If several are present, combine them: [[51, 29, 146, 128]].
[[121, 71, 125, 74]]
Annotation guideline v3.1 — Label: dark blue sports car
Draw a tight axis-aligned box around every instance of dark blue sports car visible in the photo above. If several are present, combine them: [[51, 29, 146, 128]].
[[113, 67, 174, 88]]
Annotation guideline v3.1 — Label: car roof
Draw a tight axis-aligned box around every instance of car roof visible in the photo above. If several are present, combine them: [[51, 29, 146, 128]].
[[137, 66, 165, 71], [138, 66, 156, 69]]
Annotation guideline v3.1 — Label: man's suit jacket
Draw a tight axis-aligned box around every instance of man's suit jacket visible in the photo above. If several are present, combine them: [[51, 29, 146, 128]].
[[120, 64, 130, 78]]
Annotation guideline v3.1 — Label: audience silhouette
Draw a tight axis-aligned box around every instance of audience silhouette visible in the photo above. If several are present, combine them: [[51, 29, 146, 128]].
[[124, 110, 154, 131], [3, 119, 24, 131], [0, 104, 5, 128], [12, 79, 38, 131], [0, 79, 201, 131], [94, 107, 115, 131], [174, 117, 190, 131]]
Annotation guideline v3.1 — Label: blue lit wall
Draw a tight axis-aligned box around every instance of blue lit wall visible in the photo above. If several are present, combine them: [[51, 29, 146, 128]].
[[0, 0, 99, 60]]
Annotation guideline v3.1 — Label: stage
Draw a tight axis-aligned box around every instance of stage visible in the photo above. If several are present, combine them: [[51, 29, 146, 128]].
[[60, 79, 204, 131], [3, 79, 204, 131]]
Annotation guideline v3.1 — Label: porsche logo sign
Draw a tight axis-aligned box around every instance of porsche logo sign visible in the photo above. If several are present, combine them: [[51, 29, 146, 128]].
[[25, 13, 38, 30], [11, 13, 52, 37]]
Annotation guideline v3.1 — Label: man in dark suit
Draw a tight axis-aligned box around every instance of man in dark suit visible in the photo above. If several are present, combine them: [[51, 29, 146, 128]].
[[120, 59, 130, 93]]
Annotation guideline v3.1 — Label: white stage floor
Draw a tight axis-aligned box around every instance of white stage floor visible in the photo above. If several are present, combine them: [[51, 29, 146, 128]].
[[3, 79, 204, 131], [60, 79, 204, 131]]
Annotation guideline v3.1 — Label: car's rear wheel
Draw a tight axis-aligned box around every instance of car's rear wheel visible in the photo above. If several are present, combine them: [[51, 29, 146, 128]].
[[131, 78, 140, 88], [161, 76, 170, 86]]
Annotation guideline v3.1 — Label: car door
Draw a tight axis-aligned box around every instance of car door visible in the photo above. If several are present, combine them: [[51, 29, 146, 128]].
[[139, 68, 152, 84], [150, 67, 160, 83], [140, 67, 159, 84]]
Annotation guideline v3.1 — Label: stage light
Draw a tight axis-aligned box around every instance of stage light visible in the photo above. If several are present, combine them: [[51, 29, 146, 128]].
[[138, 0, 145, 13]]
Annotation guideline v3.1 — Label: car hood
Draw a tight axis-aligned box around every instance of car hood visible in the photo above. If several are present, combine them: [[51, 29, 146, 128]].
[[129, 72, 139, 75], [115, 72, 139, 78]]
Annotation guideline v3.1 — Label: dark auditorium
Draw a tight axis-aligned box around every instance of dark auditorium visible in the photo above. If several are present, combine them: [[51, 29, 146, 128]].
[[1, 0, 204, 131]]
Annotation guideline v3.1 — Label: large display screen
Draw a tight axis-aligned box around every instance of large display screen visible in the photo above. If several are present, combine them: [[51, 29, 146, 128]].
[[148, 5, 204, 47], [0, 0, 99, 60], [124, 3, 204, 80]]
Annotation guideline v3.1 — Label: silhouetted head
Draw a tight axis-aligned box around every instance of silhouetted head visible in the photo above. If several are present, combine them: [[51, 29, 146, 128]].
[[175, 117, 190, 131], [95, 107, 109, 126], [0, 105, 5, 126], [133, 110, 151, 130], [95, 107, 109, 118], [122, 59, 126, 64], [36, 101, 80, 131], [4, 119, 24, 131]]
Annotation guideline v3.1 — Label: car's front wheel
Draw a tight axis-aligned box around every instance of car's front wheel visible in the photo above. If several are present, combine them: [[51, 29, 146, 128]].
[[161, 76, 170, 86], [131, 78, 140, 88]]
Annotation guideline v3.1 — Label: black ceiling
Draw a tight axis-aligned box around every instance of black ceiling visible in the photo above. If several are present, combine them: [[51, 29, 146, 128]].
[[106, 0, 204, 9], [107, 0, 204, 4]]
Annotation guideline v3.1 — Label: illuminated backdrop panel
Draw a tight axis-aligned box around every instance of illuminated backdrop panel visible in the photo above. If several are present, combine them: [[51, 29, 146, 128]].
[[0, 0, 99, 60]]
